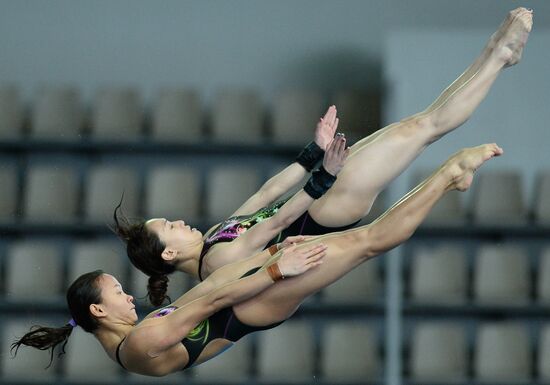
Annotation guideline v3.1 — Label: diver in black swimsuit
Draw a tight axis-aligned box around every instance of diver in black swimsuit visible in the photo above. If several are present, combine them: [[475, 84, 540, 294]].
[[115, 6, 532, 306], [12, 142, 504, 377]]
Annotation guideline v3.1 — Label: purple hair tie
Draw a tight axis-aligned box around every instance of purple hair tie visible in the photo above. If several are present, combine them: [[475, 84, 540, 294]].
[[68, 319, 77, 328]]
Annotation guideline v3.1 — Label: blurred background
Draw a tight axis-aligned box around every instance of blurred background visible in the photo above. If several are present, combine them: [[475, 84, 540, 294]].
[[1, 0, 550, 384]]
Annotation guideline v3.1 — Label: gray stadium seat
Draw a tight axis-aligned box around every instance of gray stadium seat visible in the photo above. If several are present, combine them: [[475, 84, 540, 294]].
[[30, 86, 82, 140], [321, 321, 380, 382], [534, 171, 550, 225], [257, 320, 315, 382], [4, 241, 63, 300], [193, 335, 252, 382], [411, 170, 466, 225], [322, 258, 382, 304], [268, 162, 310, 200], [91, 87, 143, 141], [68, 240, 127, 287], [474, 323, 531, 382], [206, 166, 260, 221], [538, 324, 550, 381], [0, 163, 18, 222], [0, 85, 23, 139], [410, 323, 467, 381], [471, 171, 527, 225], [272, 89, 325, 145], [410, 245, 468, 304], [332, 90, 380, 144], [145, 166, 200, 223], [23, 165, 78, 223], [84, 165, 140, 223], [211, 88, 263, 143], [473, 244, 530, 305], [64, 327, 122, 382], [537, 247, 550, 304], [152, 88, 202, 142]]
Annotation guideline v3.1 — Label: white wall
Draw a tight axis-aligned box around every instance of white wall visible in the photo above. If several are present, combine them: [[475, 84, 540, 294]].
[[385, 28, 550, 203], [0, 0, 383, 103], [0, 0, 548, 200]]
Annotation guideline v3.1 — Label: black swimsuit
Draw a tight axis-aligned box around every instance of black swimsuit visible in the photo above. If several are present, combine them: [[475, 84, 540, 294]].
[[198, 199, 359, 280], [115, 268, 282, 371]]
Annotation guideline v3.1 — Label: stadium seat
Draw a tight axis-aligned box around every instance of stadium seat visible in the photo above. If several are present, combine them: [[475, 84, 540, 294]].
[[145, 166, 200, 223], [331, 90, 380, 144], [322, 258, 382, 304], [91, 87, 143, 141], [474, 323, 531, 382], [534, 171, 550, 225], [473, 244, 530, 305], [68, 240, 127, 287], [410, 322, 467, 381], [30, 86, 82, 140], [537, 246, 550, 304], [410, 245, 468, 304], [211, 88, 263, 143], [0, 163, 18, 222], [471, 171, 527, 225], [4, 241, 63, 300], [538, 323, 550, 381], [193, 335, 252, 382], [64, 327, 122, 382], [411, 169, 466, 225], [321, 321, 380, 382], [257, 320, 315, 382], [152, 88, 203, 142], [206, 166, 260, 221], [23, 164, 79, 223], [84, 165, 140, 223], [0, 85, 23, 139], [271, 89, 325, 145]]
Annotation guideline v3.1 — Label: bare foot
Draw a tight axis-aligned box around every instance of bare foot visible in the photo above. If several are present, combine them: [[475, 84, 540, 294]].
[[483, 8, 518, 56], [445, 143, 504, 192], [492, 7, 533, 67]]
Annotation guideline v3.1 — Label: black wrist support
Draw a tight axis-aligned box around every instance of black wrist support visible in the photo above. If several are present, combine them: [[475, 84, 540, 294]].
[[295, 141, 324, 172], [303, 166, 337, 199]]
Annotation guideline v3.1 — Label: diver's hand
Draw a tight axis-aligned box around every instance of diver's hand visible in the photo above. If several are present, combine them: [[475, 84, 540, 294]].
[[314, 105, 339, 151], [322, 134, 349, 176], [275, 243, 327, 278]]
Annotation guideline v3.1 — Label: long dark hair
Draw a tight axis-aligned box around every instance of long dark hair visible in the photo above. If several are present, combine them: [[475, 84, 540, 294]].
[[10, 270, 104, 367], [112, 200, 175, 306]]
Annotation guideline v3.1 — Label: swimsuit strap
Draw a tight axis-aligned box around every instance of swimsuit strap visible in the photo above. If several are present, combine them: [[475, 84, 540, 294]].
[[115, 338, 127, 370], [197, 250, 206, 281]]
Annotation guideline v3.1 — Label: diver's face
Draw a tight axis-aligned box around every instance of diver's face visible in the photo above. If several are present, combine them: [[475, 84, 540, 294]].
[[96, 274, 137, 324], [145, 218, 203, 256]]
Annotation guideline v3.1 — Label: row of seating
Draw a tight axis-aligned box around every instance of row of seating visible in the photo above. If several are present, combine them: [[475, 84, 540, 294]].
[[0, 86, 380, 144], [2, 161, 550, 227], [4, 238, 550, 306], [416, 169, 550, 226], [407, 243, 550, 305], [0, 163, 272, 224], [0, 239, 381, 305], [406, 321, 548, 382], [3, 319, 550, 383]]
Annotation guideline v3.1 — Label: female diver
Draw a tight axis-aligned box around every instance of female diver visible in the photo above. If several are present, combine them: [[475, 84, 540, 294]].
[[13, 143, 502, 376], [113, 8, 532, 306]]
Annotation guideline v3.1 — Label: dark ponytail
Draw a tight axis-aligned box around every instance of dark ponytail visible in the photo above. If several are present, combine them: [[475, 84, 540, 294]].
[[112, 198, 175, 306], [10, 270, 104, 367], [10, 324, 74, 368], [148, 275, 172, 307]]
